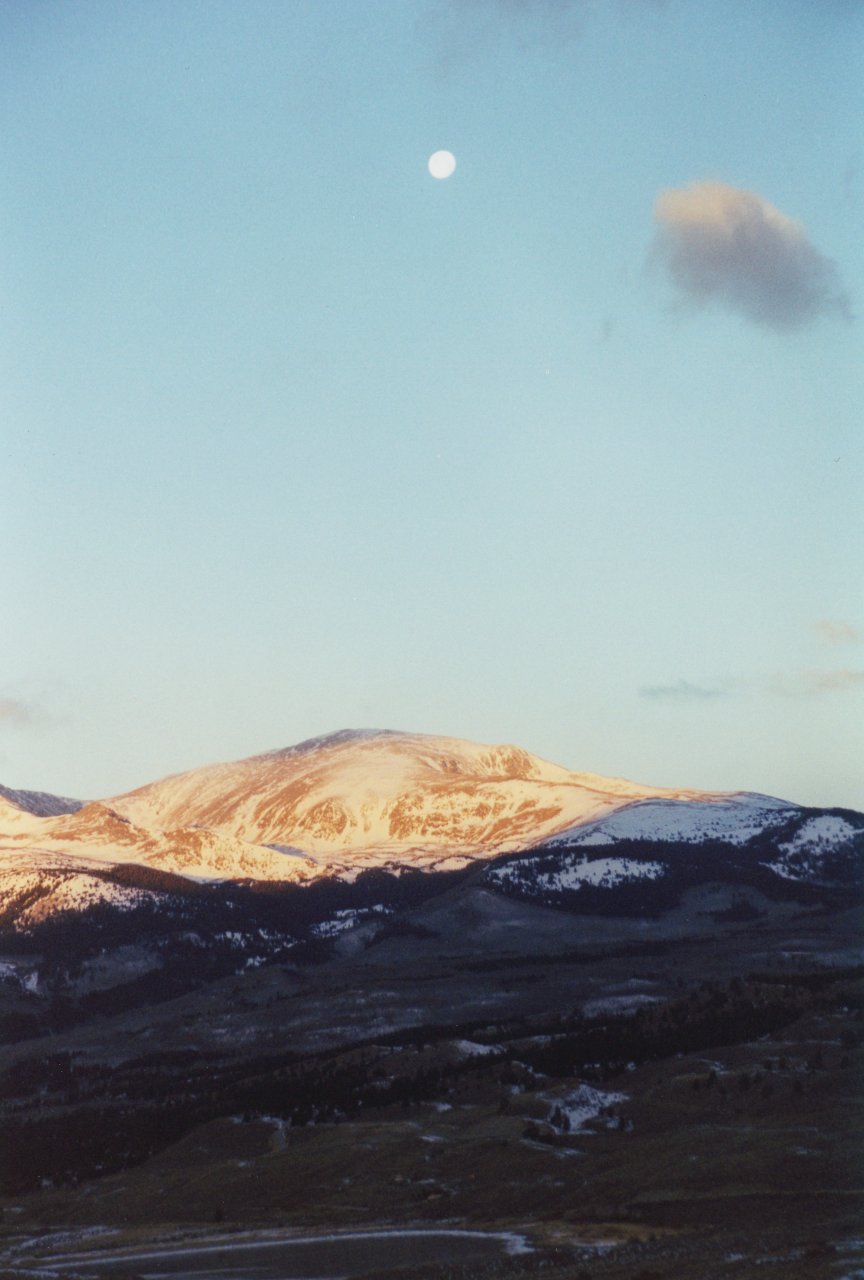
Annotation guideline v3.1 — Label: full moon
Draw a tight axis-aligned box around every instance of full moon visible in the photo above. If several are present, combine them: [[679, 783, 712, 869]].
[[428, 150, 456, 180]]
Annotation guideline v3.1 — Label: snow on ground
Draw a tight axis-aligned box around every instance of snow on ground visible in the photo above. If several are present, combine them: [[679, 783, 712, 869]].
[[1, 733, 818, 890], [581, 994, 664, 1017], [35, 875, 158, 915], [545, 857, 663, 890], [544, 1083, 628, 1134], [767, 860, 811, 882], [311, 905, 391, 938], [0, 866, 162, 928], [98, 729, 778, 867], [426, 853, 477, 872], [765, 815, 860, 882], [0, 785, 83, 818], [779, 815, 859, 855], [490, 856, 663, 893], [0, 821, 320, 886], [451, 1039, 502, 1058], [545, 796, 795, 849]]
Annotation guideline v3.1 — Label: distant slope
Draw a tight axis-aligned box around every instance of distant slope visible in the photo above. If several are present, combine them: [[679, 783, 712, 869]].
[[484, 803, 864, 913], [543, 795, 795, 849], [0, 785, 83, 818]]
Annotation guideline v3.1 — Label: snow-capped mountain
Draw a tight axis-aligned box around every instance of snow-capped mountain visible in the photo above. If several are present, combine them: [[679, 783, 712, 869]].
[[484, 796, 864, 911], [5, 800, 318, 880], [0, 730, 860, 931], [101, 728, 797, 868], [541, 794, 796, 850], [0, 729, 860, 1033]]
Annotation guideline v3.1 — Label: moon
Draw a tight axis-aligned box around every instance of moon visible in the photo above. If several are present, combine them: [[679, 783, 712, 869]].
[[428, 150, 456, 180]]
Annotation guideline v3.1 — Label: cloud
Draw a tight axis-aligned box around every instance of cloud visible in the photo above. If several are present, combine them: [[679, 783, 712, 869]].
[[0, 698, 39, 728], [768, 669, 864, 697], [640, 667, 864, 703], [425, 1, 668, 73], [443, 0, 585, 18], [639, 679, 725, 701], [652, 180, 851, 331], [425, 0, 589, 66], [815, 619, 862, 646]]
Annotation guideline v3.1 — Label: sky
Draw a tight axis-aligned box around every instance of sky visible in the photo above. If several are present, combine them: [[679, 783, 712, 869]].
[[2, 0, 862, 809]]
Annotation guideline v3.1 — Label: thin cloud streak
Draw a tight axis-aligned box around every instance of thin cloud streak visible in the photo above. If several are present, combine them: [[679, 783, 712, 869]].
[[425, 0, 589, 66], [766, 669, 864, 697], [815, 619, 862, 646], [639, 679, 726, 701], [653, 180, 851, 331], [0, 698, 40, 728], [641, 669, 864, 703]]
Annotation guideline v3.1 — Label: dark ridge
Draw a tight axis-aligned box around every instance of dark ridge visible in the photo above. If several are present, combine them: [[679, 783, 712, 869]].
[[0, 784, 84, 817]]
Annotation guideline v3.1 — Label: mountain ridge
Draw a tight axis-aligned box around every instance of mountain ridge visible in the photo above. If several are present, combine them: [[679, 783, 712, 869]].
[[0, 729, 860, 1049], [1, 730, 858, 924], [0, 728, 796, 873]]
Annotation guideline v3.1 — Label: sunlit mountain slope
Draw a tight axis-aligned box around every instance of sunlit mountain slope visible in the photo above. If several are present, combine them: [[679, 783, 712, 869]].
[[0, 728, 838, 911], [105, 728, 779, 869]]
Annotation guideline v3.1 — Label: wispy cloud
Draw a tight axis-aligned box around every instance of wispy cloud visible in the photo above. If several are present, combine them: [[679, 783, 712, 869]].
[[815, 619, 862, 646], [441, 0, 587, 22], [639, 679, 725, 701], [640, 667, 864, 703], [652, 180, 851, 331], [766, 669, 864, 698], [425, 0, 589, 66], [0, 697, 40, 728]]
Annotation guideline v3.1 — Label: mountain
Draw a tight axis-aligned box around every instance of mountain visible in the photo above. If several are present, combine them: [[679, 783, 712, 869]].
[[0, 727, 860, 1125], [94, 728, 808, 867], [0, 784, 83, 818], [2, 733, 860, 1272], [484, 801, 864, 913], [0, 728, 803, 883], [0, 730, 860, 945], [105, 727, 685, 863]]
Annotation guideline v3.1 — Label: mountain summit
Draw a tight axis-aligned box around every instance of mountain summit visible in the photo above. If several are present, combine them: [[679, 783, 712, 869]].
[[0, 729, 860, 940], [0, 728, 846, 888], [101, 728, 786, 875]]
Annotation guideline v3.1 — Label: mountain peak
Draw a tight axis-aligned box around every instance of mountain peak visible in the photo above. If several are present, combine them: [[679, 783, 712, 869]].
[[265, 728, 403, 758], [98, 728, 775, 874], [0, 730, 823, 889]]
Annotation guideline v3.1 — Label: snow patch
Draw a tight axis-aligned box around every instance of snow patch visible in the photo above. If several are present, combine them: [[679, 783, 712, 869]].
[[311, 905, 391, 938], [545, 1083, 628, 1134], [490, 856, 663, 894], [582, 994, 664, 1017], [547, 797, 795, 849], [780, 815, 858, 855], [451, 1039, 501, 1058], [766, 815, 861, 883]]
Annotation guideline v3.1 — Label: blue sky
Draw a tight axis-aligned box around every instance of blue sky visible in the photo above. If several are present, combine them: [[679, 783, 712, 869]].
[[2, 0, 862, 807]]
